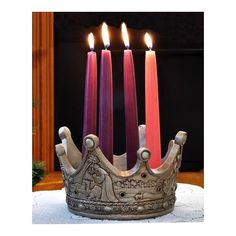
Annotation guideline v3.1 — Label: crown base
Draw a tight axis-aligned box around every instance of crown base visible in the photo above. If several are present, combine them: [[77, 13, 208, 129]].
[[67, 197, 175, 220]]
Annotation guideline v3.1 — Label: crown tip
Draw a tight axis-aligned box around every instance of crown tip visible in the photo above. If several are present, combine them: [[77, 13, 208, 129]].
[[137, 147, 151, 162], [83, 134, 99, 151], [175, 131, 187, 146], [55, 144, 65, 156], [59, 126, 71, 140]]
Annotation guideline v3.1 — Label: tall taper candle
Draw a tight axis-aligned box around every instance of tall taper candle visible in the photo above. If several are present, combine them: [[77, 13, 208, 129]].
[[145, 33, 161, 168], [99, 23, 113, 163], [83, 33, 97, 157], [122, 23, 139, 169]]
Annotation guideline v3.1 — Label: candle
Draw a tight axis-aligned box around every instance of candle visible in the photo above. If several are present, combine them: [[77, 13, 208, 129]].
[[122, 23, 139, 169], [83, 33, 97, 157], [99, 23, 113, 163], [144, 33, 161, 168]]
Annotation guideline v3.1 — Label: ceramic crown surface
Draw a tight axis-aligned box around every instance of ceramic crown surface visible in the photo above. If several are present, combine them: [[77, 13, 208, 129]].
[[55, 126, 187, 220]]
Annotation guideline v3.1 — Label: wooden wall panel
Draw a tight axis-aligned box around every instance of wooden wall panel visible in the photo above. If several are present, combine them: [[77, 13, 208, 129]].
[[32, 12, 54, 173]]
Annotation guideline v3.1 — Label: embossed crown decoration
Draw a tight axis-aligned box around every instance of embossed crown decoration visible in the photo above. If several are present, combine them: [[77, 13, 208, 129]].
[[55, 126, 187, 220]]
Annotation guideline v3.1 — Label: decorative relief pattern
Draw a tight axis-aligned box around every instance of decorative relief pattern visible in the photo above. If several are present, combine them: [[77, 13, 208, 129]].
[[65, 159, 118, 202], [60, 152, 179, 217], [114, 179, 160, 189]]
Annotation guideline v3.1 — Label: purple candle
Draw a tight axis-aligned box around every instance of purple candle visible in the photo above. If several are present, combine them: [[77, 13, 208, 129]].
[[99, 23, 113, 163], [122, 23, 139, 169], [83, 33, 97, 157]]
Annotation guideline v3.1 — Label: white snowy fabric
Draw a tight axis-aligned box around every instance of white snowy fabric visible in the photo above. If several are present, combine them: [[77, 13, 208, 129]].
[[32, 183, 204, 223]]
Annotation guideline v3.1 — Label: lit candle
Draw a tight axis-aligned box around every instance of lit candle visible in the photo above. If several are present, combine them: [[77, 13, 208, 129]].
[[144, 33, 161, 168], [83, 33, 97, 157], [122, 23, 139, 169], [99, 23, 113, 163]]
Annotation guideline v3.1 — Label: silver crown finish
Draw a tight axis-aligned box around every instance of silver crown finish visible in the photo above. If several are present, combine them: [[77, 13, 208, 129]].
[[55, 125, 187, 220]]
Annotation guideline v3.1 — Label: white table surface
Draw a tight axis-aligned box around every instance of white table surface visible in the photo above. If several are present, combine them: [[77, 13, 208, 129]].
[[32, 183, 204, 224]]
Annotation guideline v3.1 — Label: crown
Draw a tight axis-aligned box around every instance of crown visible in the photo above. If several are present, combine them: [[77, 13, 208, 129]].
[[55, 126, 187, 220]]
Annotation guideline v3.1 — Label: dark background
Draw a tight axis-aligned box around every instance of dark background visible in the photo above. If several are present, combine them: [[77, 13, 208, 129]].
[[54, 12, 204, 171]]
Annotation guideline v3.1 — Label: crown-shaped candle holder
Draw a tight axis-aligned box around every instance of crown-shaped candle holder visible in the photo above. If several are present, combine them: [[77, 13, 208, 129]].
[[55, 125, 187, 220]]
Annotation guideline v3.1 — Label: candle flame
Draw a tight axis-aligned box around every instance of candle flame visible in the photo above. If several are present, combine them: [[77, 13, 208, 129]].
[[102, 22, 110, 49], [88, 32, 94, 50], [121, 22, 129, 48], [144, 33, 152, 50]]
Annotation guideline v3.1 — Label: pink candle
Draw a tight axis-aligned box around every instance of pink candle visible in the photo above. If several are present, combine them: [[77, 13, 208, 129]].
[[122, 23, 139, 169], [145, 33, 161, 168], [99, 23, 113, 163], [83, 33, 97, 157]]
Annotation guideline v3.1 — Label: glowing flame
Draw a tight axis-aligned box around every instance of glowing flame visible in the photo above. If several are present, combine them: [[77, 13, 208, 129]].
[[88, 32, 94, 50], [102, 22, 110, 49], [121, 22, 129, 48], [144, 33, 152, 50]]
